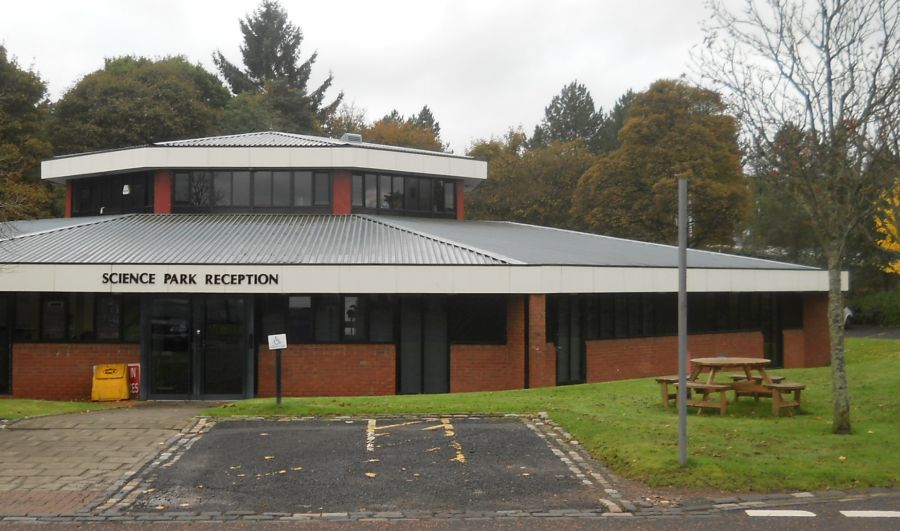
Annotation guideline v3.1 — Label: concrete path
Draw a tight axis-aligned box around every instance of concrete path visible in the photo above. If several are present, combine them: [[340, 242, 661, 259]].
[[0, 402, 205, 516]]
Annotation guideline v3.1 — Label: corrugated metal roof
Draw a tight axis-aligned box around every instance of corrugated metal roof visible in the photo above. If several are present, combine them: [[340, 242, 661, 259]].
[[0, 214, 507, 265], [376, 217, 816, 270], [154, 131, 469, 159], [0, 213, 817, 270]]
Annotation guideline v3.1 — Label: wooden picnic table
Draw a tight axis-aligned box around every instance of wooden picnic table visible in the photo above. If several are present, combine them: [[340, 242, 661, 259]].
[[690, 357, 773, 388]]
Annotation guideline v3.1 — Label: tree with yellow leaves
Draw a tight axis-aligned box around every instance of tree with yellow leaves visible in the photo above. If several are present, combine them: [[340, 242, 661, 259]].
[[875, 183, 900, 275]]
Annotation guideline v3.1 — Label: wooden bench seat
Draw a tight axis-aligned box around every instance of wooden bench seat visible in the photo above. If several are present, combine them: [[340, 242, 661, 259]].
[[764, 382, 806, 417], [656, 376, 682, 408], [679, 382, 732, 415], [730, 374, 785, 401]]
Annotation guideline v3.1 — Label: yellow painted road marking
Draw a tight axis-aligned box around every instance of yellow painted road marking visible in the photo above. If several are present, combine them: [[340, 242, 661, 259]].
[[374, 420, 421, 431], [440, 418, 456, 437], [449, 440, 466, 463]]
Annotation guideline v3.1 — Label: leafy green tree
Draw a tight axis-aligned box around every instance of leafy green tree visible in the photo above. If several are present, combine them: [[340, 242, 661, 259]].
[[532, 81, 605, 152], [572, 79, 750, 247], [0, 46, 56, 220], [594, 89, 635, 153], [52, 56, 229, 154], [467, 130, 597, 228], [213, 0, 342, 133], [320, 103, 367, 139]]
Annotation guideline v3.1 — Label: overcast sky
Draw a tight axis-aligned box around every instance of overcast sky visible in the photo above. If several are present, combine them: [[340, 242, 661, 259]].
[[1, 0, 714, 153]]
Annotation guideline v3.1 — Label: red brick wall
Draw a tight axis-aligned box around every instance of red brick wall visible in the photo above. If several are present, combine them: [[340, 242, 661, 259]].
[[153, 170, 173, 214], [585, 332, 764, 382], [455, 181, 465, 220], [783, 329, 806, 368], [257, 344, 395, 397], [332, 171, 352, 215], [803, 293, 830, 367], [527, 295, 556, 388], [11, 343, 141, 400], [450, 296, 526, 392]]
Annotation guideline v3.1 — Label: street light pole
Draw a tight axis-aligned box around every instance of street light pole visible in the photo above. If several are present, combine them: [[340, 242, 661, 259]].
[[678, 178, 689, 467]]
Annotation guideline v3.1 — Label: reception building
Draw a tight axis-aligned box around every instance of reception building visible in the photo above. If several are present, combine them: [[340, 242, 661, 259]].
[[0, 132, 839, 400]]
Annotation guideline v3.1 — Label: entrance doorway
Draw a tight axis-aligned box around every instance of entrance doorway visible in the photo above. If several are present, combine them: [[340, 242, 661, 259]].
[[0, 295, 10, 394], [145, 295, 252, 399], [551, 296, 586, 385], [398, 296, 449, 394]]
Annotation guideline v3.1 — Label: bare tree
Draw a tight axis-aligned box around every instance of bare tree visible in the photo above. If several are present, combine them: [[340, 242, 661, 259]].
[[697, 0, 900, 434]]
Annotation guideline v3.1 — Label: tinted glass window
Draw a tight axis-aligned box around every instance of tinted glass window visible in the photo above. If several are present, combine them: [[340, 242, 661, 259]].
[[253, 171, 272, 207], [273, 171, 292, 207], [351, 174, 364, 207], [419, 178, 433, 211], [259, 295, 285, 341], [232, 171, 250, 206], [444, 180, 456, 211], [213, 171, 232, 206], [391, 176, 404, 208], [404, 177, 419, 210], [123, 296, 141, 342], [379, 175, 392, 208], [448, 295, 506, 343], [96, 295, 121, 340], [314, 295, 340, 342], [294, 171, 312, 206], [174, 173, 190, 204], [364, 174, 378, 208], [343, 296, 366, 341], [14, 293, 39, 341], [287, 296, 313, 343], [314, 173, 330, 205], [368, 295, 395, 342], [41, 296, 67, 340], [68, 293, 95, 340]]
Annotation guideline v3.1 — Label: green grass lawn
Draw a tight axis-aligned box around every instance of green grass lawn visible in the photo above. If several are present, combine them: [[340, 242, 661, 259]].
[[206, 337, 900, 492], [0, 399, 110, 421]]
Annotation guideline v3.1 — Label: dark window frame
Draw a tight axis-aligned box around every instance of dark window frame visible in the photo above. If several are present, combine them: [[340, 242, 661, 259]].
[[172, 169, 332, 213], [12, 292, 139, 344]]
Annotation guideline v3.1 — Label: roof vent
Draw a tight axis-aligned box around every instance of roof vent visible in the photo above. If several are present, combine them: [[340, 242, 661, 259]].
[[340, 133, 363, 143]]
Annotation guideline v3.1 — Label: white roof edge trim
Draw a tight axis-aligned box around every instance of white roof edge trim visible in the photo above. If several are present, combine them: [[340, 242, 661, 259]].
[[359, 215, 522, 265], [0, 264, 845, 294], [496, 220, 820, 271], [42, 145, 487, 182]]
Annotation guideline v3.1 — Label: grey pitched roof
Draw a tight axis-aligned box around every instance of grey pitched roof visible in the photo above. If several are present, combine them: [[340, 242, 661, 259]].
[[0, 214, 507, 265], [154, 131, 467, 159], [0, 213, 816, 270]]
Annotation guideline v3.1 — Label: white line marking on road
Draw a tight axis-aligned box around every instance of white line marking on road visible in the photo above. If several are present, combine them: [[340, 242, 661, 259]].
[[745, 510, 816, 517], [841, 511, 900, 518], [366, 419, 376, 452]]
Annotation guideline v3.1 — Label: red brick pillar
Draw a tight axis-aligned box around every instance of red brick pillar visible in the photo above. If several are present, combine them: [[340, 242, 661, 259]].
[[803, 293, 830, 367], [65, 181, 73, 218], [455, 181, 465, 220], [153, 170, 173, 214], [527, 295, 556, 388], [332, 171, 352, 214]]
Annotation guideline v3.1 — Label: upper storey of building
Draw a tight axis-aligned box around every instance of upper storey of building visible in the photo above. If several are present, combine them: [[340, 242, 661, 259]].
[[41, 132, 487, 220]]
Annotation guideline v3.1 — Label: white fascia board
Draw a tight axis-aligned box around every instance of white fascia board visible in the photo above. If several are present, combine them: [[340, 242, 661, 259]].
[[0, 264, 840, 294], [42, 146, 487, 182]]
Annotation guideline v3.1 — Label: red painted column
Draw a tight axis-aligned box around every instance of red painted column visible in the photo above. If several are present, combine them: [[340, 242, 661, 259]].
[[65, 181, 73, 218], [153, 170, 173, 214], [455, 181, 465, 220], [332, 171, 352, 214]]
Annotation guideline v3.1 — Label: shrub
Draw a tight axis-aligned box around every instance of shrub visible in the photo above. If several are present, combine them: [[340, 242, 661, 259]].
[[853, 288, 900, 326]]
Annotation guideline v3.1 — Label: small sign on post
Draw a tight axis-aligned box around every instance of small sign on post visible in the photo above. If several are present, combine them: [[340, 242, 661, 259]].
[[268, 334, 288, 406]]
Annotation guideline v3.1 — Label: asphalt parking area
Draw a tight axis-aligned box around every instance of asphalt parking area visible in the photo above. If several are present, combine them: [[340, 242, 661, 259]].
[[129, 417, 606, 514]]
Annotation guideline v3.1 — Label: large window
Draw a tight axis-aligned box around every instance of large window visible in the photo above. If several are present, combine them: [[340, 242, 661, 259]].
[[447, 295, 506, 344], [560, 292, 799, 341], [174, 170, 330, 212], [350, 173, 456, 217], [256, 294, 395, 344], [14, 293, 140, 343], [71, 172, 153, 216]]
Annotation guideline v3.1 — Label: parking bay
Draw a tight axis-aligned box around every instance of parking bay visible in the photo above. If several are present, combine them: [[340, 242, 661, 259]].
[[131, 417, 605, 514]]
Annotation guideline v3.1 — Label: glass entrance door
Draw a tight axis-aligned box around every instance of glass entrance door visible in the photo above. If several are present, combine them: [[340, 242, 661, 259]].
[[0, 295, 11, 394], [148, 297, 192, 397], [146, 295, 250, 399], [201, 296, 247, 397]]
